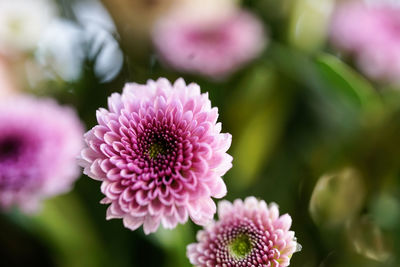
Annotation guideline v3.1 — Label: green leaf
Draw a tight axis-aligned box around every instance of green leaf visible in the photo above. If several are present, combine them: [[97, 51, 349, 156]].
[[32, 193, 109, 267], [152, 224, 193, 267], [230, 87, 293, 190], [315, 53, 381, 110]]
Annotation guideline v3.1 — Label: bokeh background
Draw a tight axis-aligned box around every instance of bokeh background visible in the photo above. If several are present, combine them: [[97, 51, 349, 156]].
[[1, 0, 400, 266]]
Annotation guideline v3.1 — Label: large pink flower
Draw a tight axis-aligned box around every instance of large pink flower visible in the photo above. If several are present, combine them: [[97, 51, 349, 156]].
[[187, 197, 299, 267], [0, 96, 84, 212], [330, 1, 400, 83], [153, 8, 266, 79], [79, 78, 232, 234]]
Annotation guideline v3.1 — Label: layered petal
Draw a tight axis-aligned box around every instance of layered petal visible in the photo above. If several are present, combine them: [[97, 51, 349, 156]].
[[187, 197, 300, 267], [79, 78, 232, 234]]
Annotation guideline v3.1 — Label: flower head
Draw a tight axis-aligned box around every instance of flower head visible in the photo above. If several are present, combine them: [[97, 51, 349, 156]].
[[330, 1, 400, 83], [0, 96, 84, 212], [187, 197, 299, 267], [153, 3, 266, 79], [79, 78, 232, 234], [0, 0, 57, 55]]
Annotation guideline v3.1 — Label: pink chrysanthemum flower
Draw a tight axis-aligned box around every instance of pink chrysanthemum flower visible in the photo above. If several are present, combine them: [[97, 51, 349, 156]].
[[153, 8, 266, 79], [187, 197, 300, 267], [330, 1, 400, 83], [0, 96, 84, 213], [79, 78, 232, 234]]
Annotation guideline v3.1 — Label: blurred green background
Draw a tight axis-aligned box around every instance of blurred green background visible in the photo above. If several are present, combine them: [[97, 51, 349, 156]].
[[2, 0, 400, 266]]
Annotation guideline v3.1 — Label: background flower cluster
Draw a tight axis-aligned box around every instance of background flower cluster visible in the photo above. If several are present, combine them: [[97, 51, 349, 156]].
[[1, 0, 400, 267]]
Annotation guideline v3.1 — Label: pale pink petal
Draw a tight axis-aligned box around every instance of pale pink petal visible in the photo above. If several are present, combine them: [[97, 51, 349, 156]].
[[79, 78, 232, 234], [153, 8, 267, 79], [186, 197, 299, 267]]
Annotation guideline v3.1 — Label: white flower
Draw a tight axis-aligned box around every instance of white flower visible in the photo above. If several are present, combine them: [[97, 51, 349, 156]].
[[0, 0, 57, 54]]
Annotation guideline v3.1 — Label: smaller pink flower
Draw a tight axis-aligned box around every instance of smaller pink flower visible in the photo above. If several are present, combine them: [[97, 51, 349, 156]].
[[187, 197, 300, 267], [153, 8, 266, 79], [330, 1, 400, 83]]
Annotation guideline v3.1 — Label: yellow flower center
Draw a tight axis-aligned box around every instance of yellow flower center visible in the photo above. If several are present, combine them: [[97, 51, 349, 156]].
[[147, 142, 166, 159], [228, 234, 252, 259]]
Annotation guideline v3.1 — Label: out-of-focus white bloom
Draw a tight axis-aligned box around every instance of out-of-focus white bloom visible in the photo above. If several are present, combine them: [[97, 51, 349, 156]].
[[36, 20, 85, 82], [35, 0, 123, 83], [73, 1, 123, 82], [73, 0, 116, 32], [73, 0, 123, 82], [0, 0, 58, 54]]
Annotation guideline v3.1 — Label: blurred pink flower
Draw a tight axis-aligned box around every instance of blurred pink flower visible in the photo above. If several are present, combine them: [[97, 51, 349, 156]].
[[330, 1, 400, 83], [153, 9, 266, 79], [187, 197, 299, 267], [79, 78, 232, 234], [0, 96, 84, 213]]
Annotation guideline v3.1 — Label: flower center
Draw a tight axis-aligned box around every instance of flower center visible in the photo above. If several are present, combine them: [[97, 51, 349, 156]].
[[0, 136, 22, 161], [228, 234, 252, 259], [187, 25, 229, 46], [147, 142, 167, 159]]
